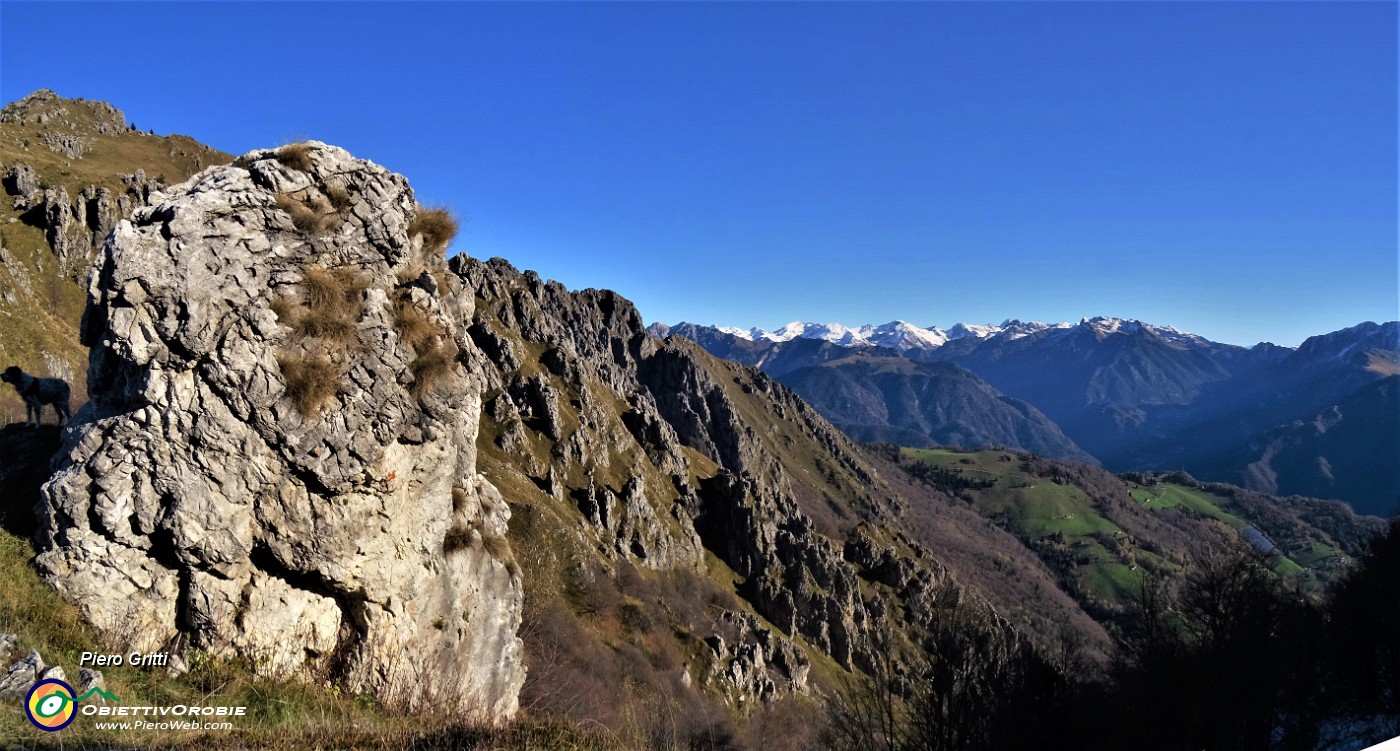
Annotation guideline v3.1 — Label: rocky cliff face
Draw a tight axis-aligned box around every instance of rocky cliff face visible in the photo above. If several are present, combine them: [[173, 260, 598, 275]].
[[35, 142, 524, 720], [456, 256, 1035, 716]]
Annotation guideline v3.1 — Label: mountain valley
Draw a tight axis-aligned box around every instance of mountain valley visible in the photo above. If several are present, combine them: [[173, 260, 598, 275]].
[[658, 317, 1399, 515]]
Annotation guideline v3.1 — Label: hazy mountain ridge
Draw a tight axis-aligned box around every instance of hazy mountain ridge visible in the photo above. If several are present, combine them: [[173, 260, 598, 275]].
[[776, 353, 1094, 462], [664, 318, 1399, 511]]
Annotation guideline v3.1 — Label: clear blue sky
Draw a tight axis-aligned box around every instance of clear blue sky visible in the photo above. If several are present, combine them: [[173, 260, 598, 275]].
[[2, 2, 1394, 346]]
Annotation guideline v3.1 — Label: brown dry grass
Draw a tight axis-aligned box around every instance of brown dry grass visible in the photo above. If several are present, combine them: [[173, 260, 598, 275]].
[[269, 294, 296, 324], [276, 142, 315, 172], [443, 524, 475, 554], [277, 351, 339, 416], [409, 206, 458, 253], [453, 486, 470, 512], [394, 298, 441, 352], [482, 533, 512, 561], [276, 192, 336, 234], [297, 266, 367, 344], [325, 184, 353, 212], [409, 344, 456, 398]]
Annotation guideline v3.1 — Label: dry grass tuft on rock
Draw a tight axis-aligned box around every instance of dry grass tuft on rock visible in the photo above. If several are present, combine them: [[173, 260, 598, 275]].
[[443, 524, 475, 554], [276, 192, 336, 235], [277, 352, 339, 416], [269, 295, 296, 325], [452, 486, 470, 513], [394, 299, 441, 353], [408, 207, 458, 253], [409, 344, 456, 398], [297, 266, 367, 344], [324, 184, 352, 212], [271, 266, 368, 416], [482, 533, 512, 561], [276, 142, 315, 172]]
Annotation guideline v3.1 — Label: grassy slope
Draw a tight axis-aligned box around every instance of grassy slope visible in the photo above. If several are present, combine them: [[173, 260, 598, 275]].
[[903, 448, 1152, 606], [901, 447, 1345, 611], [0, 95, 232, 420]]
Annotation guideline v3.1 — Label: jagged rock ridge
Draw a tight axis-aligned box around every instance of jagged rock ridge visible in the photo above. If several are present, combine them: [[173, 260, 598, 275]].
[[457, 256, 1046, 704], [36, 142, 524, 719]]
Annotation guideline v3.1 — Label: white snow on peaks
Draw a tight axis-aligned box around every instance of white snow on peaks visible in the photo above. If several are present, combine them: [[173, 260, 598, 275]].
[[1146, 324, 1213, 348], [945, 323, 1003, 340], [996, 320, 1068, 340], [863, 321, 950, 350], [715, 326, 756, 341], [1080, 317, 1134, 336], [711, 316, 1218, 350], [1075, 317, 1212, 348], [742, 321, 950, 349], [756, 322, 859, 344]]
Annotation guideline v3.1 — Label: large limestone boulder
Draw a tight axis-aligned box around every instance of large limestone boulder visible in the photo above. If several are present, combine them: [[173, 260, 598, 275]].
[[36, 142, 524, 720]]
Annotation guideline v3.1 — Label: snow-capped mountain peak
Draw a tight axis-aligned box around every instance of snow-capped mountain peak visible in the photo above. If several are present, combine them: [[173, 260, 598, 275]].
[[945, 322, 1003, 340], [679, 316, 1225, 352], [862, 320, 950, 350]]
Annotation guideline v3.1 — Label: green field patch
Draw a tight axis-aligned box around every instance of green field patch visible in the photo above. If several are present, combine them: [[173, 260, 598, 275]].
[[1290, 539, 1343, 568], [903, 447, 977, 465], [1014, 483, 1120, 538], [1080, 562, 1143, 604], [1130, 484, 1246, 529], [1271, 555, 1306, 578], [902, 447, 1119, 539]]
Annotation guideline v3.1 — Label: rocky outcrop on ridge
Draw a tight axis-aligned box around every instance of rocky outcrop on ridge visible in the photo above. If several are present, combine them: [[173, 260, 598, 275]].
[[457, 256, 1022, 698], [0, 91, 230, 421], [35, 142, 524, 720]]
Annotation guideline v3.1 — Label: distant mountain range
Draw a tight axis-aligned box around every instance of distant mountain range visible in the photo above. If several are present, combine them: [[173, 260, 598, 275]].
[[686, 316, 1216, 351], [650, 318, 1400, 515]]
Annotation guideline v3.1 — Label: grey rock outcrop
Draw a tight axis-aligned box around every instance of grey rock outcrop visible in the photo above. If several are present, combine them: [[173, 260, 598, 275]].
[[77, 668, 108, 704], [3, 162, 37, 204], [37, 142, 524, 720], [40, 186, 87, 274], [0, 89, 129, 136], [0, 650, 44, 700], [78, 185, 119, 250], [700, 610, 810, 705]]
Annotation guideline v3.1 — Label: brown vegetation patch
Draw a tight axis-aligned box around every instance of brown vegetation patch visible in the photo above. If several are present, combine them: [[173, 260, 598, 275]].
[[296, 266, 367, 345], [408, 206, 458, 253], [324, 184, 352, 212], [409, 344, 456, 398], [269, 266, 369, 416], [275, 192, 336, 235], [268, 294, 296, 324], [394, 299, 441, 353], [277, 351, 339, 416], [482, 532, 512, 561], [275, 142, 315, 172], [443, 523, 475, 554]]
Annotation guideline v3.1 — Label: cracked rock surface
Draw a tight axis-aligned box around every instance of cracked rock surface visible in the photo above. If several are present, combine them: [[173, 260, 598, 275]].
[[36, 142, 524, 720]]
